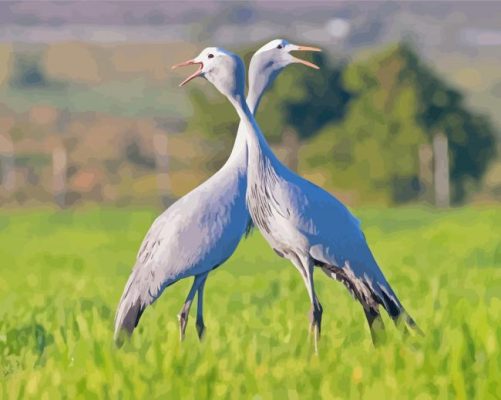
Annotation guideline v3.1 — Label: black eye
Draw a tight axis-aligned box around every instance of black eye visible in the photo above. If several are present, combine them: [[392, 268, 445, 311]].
[[277, 44, 283, 49], [208, 54, 214, 59]]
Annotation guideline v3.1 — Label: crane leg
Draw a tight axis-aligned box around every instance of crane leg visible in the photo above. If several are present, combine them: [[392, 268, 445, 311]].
[[290, 254, 322, 354], [364, 308, 386, 346], [195, 274, 208, 340], [178, 273, 208, 341]]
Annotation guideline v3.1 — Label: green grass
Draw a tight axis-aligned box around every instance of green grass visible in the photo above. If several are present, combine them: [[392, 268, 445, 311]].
[[0, 206, 500, 399]]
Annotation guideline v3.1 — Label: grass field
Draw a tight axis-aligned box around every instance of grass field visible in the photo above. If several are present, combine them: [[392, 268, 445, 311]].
[[0, 207, 500, 399]]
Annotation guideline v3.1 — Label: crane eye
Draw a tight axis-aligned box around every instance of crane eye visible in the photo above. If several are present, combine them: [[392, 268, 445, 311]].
[[277, 44, 283, 49], [208, 54, 214, 59]]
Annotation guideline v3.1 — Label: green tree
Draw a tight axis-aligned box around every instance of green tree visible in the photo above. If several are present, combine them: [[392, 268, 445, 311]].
[[301, 43, 498, 204], [402, 43, 497, 201]]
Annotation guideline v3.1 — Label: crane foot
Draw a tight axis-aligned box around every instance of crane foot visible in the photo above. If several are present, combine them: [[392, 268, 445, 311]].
[[178, 311, 188, 341], [308, 303, 323, 354], [196, 318, 205, 341]]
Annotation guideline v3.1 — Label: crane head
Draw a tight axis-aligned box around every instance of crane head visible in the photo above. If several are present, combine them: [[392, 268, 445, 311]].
[[247, 39, 321, 105], [252, 38, 321, 71], [172, 47, 245, 99]]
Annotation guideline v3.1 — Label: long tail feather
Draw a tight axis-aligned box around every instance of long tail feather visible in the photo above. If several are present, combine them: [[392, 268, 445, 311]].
[[375, 281, 423, 336], [320, 262, 422, 336], [114, 269, 147, 346]]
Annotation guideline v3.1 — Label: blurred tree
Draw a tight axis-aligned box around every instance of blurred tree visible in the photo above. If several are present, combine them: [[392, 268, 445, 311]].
[[10, 53, 48, 88], [187, 86, 238, 141], [301, 42, 497, 204], [402, 43, 497, 202]]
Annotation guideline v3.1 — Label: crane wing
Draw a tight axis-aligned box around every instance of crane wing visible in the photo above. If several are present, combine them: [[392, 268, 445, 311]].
[[265, 170, 420, 330], [114, 171, 249, 342]]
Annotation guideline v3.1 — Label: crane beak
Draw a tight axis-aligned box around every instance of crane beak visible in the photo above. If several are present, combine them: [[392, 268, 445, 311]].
[[171, 59, 204, 87], [290, 45, 322, 70]]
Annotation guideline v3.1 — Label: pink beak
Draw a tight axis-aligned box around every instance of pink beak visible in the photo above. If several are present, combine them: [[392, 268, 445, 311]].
[[292, 45, 322, 70], [171, 59, 204, 87]]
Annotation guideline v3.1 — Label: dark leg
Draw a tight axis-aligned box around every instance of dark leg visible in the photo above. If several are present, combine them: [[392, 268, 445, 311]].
[[309, 298, 323, 345], [178, 273, 208, 341], [364, 307, 386, 346], [195, 275, 208, 340]]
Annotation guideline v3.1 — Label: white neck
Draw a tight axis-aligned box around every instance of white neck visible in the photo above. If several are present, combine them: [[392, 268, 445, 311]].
[[228, 93, 253, 127], [227, 91, 274, 164], [246, 75, 265, 115], [225, 70, 270, 166]]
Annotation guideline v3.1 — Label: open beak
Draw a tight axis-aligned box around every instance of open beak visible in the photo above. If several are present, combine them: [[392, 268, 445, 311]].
[[290, 45, 322, 70], [171, 59, 204, 87]]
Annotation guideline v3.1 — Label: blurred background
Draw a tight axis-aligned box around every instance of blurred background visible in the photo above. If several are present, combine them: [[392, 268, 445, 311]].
[[0, 0, 500, 209]]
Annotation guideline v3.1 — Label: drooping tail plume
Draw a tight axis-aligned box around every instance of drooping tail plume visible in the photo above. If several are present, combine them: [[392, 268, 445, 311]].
[[319, 259, 423, 337], [114, 269, 147, 346]]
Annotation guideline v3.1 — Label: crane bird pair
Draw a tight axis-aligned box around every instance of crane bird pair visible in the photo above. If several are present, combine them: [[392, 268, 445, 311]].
[[114, 39, 420, 350]]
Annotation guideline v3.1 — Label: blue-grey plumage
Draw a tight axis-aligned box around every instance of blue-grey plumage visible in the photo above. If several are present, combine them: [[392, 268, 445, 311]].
[[187, 44, 421, 352], [114, 41, 321, 345]]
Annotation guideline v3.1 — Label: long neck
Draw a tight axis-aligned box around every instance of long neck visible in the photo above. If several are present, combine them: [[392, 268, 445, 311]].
[[226, 72, 269, 164], [225, 63, 276, 167], [229, 93, 253, 128], [246, 75, 265, 115], [247, 66, 275, 115], [226, 122, 247, 165], [228, 92, 273, 163]]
